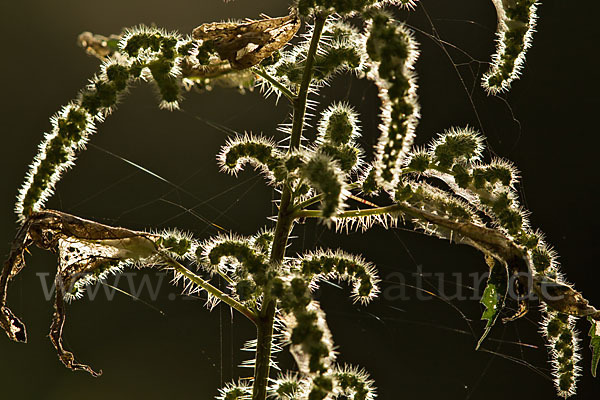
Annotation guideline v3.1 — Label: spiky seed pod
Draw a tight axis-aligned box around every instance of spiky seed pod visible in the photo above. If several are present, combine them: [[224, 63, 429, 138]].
[[251, 228, 275, 257], [405, 148, 431, 172], [315, 103, 364, 173], [363, 11, 420, 189], [79, 59, 132, 117], [270, 19, 365, 90], [156, 229, 195, 259], [307, 374, 334, 400], [541, 308, 582, 398], [119, 26, 188, 110], [471, 159, 519, 190], [270, 372, 303, 399], [479, 189, 525, 235], [274, 277, 336, 377], [513, 228, 541, 250], [428, 127, 484, 171], [64, 258, 125, 302], [300, 152, 348, 218], [317, 143, 362, 173], [216, 380, 253, 400], [401, 130, 529, 238], [317, 103, 361, 146], [531, 242, 558, 274], [318, 20, 367, 79], [332, 365, 377, 400], [483, 0, 538, 94], [296, 0, 378, 17], [374, 0, 418, 9], [199, 233, 271, 287], [15, 103, 95, 221], [395, 180, 481, 226], [298, 249, 380, 304], [217, 134, 285, 183], [311, 45, 363, 82]]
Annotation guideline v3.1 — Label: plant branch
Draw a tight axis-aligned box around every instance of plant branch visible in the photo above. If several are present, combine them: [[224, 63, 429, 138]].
[[289, 13, 327, 149], [161, 255, 257, 324], [295, 201, 523, 258], [292, 182, 360, 212], [295, 202, 397, 219], [253, 66, 296, 101]]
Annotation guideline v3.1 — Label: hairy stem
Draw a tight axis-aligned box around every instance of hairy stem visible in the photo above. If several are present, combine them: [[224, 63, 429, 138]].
[[254, 66, 296, 101], [251, 13, 328, 400], [162, 256, 257, 323], [292, 182, 361, 212], [296, 202, 526, 263], [289, 13, 327, 149], [294, 203, 398, 219]]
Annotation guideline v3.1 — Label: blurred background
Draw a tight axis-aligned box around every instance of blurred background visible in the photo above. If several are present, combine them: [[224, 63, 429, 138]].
[[0, 0, 598, 399]]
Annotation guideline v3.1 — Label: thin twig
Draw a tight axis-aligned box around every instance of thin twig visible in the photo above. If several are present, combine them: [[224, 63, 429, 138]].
[[162, 255, 258, 324], [253, 66, 296, 101]]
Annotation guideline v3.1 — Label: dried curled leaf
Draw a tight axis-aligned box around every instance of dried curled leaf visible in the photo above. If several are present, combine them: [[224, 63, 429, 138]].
[[1, 210, 161, 376], [192, 11, 301, 69], [534, 276, 600, 320], [78, 31, 121, 58]]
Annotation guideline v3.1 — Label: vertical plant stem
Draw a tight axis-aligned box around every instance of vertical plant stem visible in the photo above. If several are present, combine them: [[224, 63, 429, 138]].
[[290, 13, 327, 149], [251, 12, 328, 400], [252, 210, 293, 400]]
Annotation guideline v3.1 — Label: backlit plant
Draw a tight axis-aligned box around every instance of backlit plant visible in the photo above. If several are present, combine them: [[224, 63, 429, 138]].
[[2, 1, 599, 399]]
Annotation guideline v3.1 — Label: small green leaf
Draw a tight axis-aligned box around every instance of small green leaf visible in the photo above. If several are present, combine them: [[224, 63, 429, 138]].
[[481, 284, 498, 320], [476, 257, 507, 350], [588, 317, 600, 378]]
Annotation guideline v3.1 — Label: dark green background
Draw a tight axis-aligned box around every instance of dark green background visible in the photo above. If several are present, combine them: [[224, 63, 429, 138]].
[[1, 1, 598, 399]]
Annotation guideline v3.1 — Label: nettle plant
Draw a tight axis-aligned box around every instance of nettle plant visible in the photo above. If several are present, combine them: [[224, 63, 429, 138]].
[[2, 0, 599, 399]]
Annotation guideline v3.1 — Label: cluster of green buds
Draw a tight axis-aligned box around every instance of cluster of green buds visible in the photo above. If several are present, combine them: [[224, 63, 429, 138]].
[[215, 380, 253, 400], [218, 103, 368, 219], [315, 103, 364, 174], [295, 0, 417, 16], [395, 126, 589, 396], [269, 367, 375, 400], [361, 10, 420, 191], [264, 19, 365, 96], [298, 249, 380, 304], [483, 0, 538, 93], [196, 230, 275, 304], [296, 0, 378, 17], [541, 310, 582, 397], [202, 238, 379, 399], [217, 134, 347, 217], [266, 249, 379, 399], [401, 127, 526, 236]]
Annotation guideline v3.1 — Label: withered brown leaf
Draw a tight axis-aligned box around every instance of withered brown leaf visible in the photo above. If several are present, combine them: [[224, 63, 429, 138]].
[[1, 210, 160, 376], [192, 10, 301, 69]]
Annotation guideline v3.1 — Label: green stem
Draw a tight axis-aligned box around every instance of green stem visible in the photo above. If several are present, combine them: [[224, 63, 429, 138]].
[[254, 66, 296, 101], [289, 13, 327, 149], [295, 203, 400, 219], [292, 182, 360, 212], [296, 201, 526, 262], [251, 13, 328, 400], [252, 196, 293, 400], [162, 256, 257, 324]]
